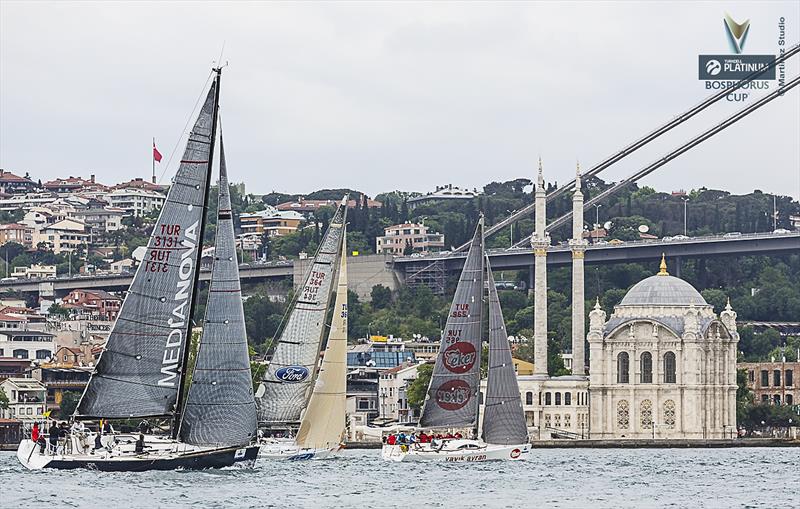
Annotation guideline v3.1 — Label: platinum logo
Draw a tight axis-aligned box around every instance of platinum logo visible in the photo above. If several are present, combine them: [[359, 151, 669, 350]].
[[705, 60, 722, 76]]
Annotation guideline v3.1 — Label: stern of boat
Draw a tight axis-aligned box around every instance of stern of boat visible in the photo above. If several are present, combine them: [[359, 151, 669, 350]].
[[16, 439, 53, 470]]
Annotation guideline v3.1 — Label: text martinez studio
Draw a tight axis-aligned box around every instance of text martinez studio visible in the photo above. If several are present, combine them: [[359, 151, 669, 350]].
[[698, 13, 789, 102]]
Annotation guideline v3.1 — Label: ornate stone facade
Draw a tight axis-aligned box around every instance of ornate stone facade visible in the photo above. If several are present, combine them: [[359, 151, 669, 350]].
[[588, 259, 739, 439]]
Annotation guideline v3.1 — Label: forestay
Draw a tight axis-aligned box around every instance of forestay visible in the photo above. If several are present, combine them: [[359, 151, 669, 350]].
[[179, 138, 258, 447], [419, 219, 484, 430], [258, 202, 347, 424], [482, 260, 528, 445], [296, 230, 348, 450], [76, 81, 217, 419]]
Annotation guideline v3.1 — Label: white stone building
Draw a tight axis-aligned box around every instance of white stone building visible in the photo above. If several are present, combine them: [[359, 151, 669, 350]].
[[587, 260, 739, 439], [107, 188, 165, 217], [378, 363, 421, 423], [0, 378, 47, 423]]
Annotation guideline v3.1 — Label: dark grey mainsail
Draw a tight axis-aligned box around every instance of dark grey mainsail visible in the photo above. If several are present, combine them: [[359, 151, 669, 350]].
[[257, 202, 347, 424], [419, 219, 484, 430], [179, 138, 257, 447], [482, 260, 528, 445], [76, 81, 218, 419]]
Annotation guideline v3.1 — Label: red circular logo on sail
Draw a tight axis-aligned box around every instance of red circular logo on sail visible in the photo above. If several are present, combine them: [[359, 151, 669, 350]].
[[442, 342, 477, 374], [510, 448, 521, 459], [435, 379, 472, 410]]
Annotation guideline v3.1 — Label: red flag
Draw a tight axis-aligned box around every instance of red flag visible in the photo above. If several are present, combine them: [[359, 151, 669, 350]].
[[153, 142, 163, 163]]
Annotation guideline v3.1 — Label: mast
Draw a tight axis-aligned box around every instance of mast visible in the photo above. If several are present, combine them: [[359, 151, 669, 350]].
[[172, 67, 222, 439], [473, 216, 484, 440]]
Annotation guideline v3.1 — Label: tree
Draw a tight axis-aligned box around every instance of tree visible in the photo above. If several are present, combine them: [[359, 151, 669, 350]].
[[406, 363, 433, 410], [370, 285, 392, 309], [58, 390, 81, 418], [0, 387, 8, 410], [47, 303, 70, 318]]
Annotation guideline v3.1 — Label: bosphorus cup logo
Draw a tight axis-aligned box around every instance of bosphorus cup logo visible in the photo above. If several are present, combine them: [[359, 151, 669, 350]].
[[724, 12, 750, 54]]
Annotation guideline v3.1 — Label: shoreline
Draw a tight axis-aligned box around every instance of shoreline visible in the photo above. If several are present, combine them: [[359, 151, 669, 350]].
[[343, 438, 800, 450]]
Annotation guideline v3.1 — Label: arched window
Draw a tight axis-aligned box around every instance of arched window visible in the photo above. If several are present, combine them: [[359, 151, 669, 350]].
[[36, 349, 51, 360], [617, 352, 630, 384], [555, 392, 561, 406], [664, 352, 677, 383], [565, 392, 572, 405], [13, 349, 28, 359], [617, 400, 629, 429], [545, 392, 552, 405], [640, 399, 653, 429], [663, 400, 676, 429], [525, 392, 533, 405], [787, 394, 794, 405], [640, 352, 653, 383], [539, 392, 542, 406]]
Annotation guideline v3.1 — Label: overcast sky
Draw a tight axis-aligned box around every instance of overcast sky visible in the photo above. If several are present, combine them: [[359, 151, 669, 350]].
[[1, 1, 799, 199]]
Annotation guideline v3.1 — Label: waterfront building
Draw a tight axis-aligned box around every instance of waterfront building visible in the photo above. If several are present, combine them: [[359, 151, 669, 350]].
[[588, 263, 739, 439], [738, 360, 798, 407], [0, 378, 47, 423], [0, 330, 55, 361], [407, 184, 481, 208], [346, 367, 380, 440], [69, 207, 125, 233], [275, 196, 382, 216], [375, 222, 445, 255], [31, 363, 92, 413], [0, 358, 31, 383], [61, 289, 121, 321], [0, 223, 31, 246], [107, 187, 166, 217], [240, 206, 304, 237], [378, 362, 422, 424], [29, 218, 89, 254], [0, 170, 38, 195], [11, 264, 56, 279]]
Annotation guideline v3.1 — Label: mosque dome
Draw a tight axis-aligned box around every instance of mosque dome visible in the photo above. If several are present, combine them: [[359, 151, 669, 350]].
[[619, 274, 707, 307]]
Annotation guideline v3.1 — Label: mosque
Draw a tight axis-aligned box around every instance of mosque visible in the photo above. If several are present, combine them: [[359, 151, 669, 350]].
[[515, 163, 739, 440]]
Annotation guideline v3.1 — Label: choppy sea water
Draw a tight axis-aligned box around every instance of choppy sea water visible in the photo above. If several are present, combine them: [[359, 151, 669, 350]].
[[1, 447, 798, 509]]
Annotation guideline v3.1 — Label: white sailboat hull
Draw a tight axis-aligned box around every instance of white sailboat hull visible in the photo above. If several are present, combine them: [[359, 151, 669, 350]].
[[17, 435, 258, 471], [381, 439, 530, 462], [257, 439, 340, 461]]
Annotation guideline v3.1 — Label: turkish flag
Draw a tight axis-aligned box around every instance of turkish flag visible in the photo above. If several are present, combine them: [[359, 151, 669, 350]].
[[153, 142, 163, 163]]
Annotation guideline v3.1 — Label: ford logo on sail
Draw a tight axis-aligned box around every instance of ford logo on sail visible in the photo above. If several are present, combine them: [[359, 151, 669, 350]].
[[275, 366, 309, 383]]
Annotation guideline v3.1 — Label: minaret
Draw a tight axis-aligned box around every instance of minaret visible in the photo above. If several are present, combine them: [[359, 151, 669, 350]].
[[531, 159, 550, 376], [569, 163, 588, 375]]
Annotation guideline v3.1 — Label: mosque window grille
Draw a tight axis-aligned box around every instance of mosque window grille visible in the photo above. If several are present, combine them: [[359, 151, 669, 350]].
[[640, 399, 653, 429], [664, 352, 677, 384], [544, 414, 552, 428], [554, 414, 561, 428], [617, 352, 630, 384], [617, 400, 630, 430], [640, 352, 653, 383], [564, 413, 571, 428], [663, 400, 676, 429]]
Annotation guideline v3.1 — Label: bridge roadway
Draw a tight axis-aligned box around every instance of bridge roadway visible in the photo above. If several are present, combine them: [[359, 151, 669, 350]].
[[395, 231, 800, 274], [0, 232, 796, 296]]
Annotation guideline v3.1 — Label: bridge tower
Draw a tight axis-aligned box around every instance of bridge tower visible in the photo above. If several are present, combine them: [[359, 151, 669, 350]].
[[532, 159, 550, 376]]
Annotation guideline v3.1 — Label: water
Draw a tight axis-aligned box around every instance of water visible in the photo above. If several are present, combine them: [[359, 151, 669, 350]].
[[1, 448, 798, 508]]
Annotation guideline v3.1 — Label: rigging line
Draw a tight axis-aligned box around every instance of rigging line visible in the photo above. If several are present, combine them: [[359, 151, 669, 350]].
[[452, 42, 800, 253], [512, 73, 800, 246], [157, 70, 215, 184]]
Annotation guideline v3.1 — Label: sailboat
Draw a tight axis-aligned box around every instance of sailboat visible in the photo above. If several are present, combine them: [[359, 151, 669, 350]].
[[258, 228, 349, 460], [381, 218, 530, 462], [17, 68, 260, 471]]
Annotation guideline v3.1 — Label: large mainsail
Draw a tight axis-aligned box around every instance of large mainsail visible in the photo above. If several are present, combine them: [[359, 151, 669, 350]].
[[419, 219, 484, 430], [295, 230, 348, 450], [178, 138, 258, 447], [76, 79, 218, 419], [482, 260, 528, 445], [258, 201, 347, 424]]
